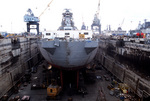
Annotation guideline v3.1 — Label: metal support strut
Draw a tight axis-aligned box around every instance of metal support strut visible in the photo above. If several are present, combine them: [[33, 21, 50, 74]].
[[27, 22, 39, 35]]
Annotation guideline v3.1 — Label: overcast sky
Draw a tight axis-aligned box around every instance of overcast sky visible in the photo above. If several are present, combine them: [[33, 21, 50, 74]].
[[0, 0, 150, 33]]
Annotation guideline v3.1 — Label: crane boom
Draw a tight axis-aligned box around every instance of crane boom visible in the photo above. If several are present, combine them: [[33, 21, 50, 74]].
[[39, 0, 54, 19], [120, 18, 125, 28], [96, 0, 100, 17]]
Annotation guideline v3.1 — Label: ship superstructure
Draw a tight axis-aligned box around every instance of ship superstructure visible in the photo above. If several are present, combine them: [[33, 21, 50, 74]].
[[38, 9, 98, 70], [58, 9, 77, 30]]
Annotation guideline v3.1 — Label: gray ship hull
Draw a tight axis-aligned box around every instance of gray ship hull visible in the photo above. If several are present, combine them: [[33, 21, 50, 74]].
[[38, 39, 98, 70]]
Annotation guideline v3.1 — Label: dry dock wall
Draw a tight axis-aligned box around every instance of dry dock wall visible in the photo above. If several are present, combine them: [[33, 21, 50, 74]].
[[96, 40, 150, 98], [0, 37, 42, 98]]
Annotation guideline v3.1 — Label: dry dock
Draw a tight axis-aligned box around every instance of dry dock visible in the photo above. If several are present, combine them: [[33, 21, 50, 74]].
[[0, 37, 42, 99], [7, 60, 120, 101], [0, 37, 150, 101], [95, 38, 150, 100]]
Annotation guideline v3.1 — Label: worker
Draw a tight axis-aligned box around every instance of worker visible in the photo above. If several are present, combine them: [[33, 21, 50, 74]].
[[143, 33, 146, 38]]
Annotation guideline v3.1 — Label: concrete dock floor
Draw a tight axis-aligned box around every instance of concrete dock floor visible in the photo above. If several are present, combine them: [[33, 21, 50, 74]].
[[9, 62, 120, 101]]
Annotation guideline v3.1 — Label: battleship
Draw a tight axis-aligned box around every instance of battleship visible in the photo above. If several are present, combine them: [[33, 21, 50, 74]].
[[38, 9, 98, 70]]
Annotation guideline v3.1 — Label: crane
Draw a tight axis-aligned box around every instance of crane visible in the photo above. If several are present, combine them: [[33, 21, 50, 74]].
[[24, 0, 54, 35], [91, 0, 101, 34], [24, 8, 40, 22], [118, 18, 125, 30], [120, 18, 125, 28], [96, 0, 100, 18], [38, 0, 54, 19], [24, 8, 40, 35], [24, 0, 54, 22]]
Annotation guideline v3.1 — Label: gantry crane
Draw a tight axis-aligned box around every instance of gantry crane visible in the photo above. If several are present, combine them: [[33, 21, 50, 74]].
[[24, 8, 40, 35], [24, 0, 54, 35], [91, 0, 101, 34]]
